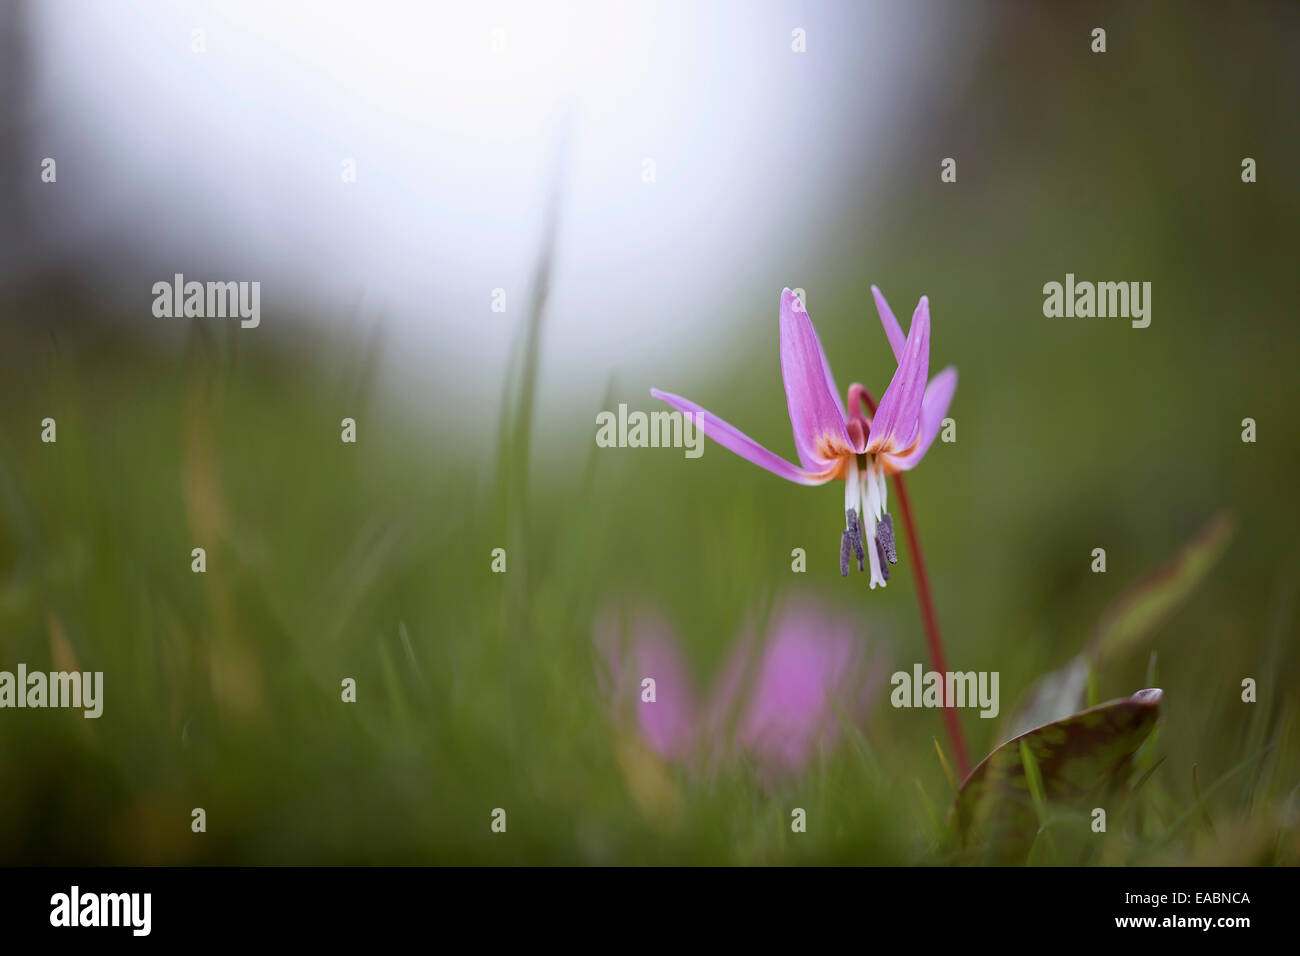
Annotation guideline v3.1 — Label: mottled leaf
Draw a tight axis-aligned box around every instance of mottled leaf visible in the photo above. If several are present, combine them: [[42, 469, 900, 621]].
[[953, 688, 1162, 862]]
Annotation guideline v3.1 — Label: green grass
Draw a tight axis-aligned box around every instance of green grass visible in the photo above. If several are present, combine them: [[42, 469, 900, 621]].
[[0, 273, 1297, 866]]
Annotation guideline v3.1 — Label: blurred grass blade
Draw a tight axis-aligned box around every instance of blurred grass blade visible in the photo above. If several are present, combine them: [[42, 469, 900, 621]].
[[1162, 744, 1275, 844], [1020, 740, 1049, 827], [933, 736, 956, 793], [495, 126, 569, 606], [1007, 513, 1232, 737], [1192, 764, 1217, 836], [1089, 511, 1235, 662], [914, 779, 942, 842]]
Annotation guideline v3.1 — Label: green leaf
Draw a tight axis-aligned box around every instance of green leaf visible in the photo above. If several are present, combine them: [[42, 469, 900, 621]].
[[953, 688, 1162, 863]]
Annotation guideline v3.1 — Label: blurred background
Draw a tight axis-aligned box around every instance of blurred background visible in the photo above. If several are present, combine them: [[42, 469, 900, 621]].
[[1, 0, 1298, 864]]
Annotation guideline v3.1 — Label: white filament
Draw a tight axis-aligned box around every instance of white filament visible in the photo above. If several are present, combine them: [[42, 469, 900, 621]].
[[874, 459, 889, 518], [844, 457, 860, 523], [861, 466, 886, 588], [864, 458, 880, 521]]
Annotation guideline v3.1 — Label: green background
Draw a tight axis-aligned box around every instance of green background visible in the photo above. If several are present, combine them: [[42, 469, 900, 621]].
[[1, 2, 1297, 864]]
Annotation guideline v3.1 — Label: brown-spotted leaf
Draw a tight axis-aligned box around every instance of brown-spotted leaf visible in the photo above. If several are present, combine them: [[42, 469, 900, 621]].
[[953, 688, 1162, 861]]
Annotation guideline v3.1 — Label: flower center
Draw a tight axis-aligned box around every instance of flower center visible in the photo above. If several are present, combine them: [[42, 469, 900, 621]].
[[839, 456, 898, 588]]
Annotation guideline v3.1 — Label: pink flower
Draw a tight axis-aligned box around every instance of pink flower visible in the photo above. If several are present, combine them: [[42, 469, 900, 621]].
[[595, 597, 884, 782], [652, 288, 956, 589], [595, 603, 697, 761]]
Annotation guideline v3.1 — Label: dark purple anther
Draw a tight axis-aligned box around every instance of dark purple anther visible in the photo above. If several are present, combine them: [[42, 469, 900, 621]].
[[845, 509, 865, 571], [877, 513, 898, 564]]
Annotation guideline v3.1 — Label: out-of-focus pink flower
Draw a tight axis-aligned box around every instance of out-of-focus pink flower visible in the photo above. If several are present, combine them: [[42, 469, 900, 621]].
[[594, 603, 697, 761], [595, 596, 884, 783], [733, 598, 879, 779]]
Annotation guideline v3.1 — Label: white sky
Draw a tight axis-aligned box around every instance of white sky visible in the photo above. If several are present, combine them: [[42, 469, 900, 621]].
[[25, 0, 946, 420]]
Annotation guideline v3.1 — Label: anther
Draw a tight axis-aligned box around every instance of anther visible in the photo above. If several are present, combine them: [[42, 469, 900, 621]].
[[845, 509, 865, 570], [877, 513, 898, 564], [839, 530, 851, 577]]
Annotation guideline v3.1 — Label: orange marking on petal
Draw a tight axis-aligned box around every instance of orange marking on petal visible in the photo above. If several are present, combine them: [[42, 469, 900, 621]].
[[814, 433, 856, 462]]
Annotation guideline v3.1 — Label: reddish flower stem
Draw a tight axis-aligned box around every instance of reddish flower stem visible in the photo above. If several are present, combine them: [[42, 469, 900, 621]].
[[891, 471, 971, 779], [849, 382, 971, 779]]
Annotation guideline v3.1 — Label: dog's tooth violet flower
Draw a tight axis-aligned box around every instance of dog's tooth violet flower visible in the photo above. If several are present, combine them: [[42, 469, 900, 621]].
[[594, 597, 883, 783], [652, 288, 956, 588]]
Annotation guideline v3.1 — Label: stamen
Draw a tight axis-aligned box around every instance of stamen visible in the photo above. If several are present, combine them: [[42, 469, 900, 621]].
[[865, 512, 884, 588], [877, 513, 898, 565], [841, 457, 865, 575], [860, 468, 886, 588], [844, 509, 864, 570], [875, 537, 891, 581], [864, 459, 880, 521], [844, 457, 860, 515]]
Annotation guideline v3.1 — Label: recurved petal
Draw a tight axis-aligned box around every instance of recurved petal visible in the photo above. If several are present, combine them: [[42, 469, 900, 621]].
[[650, 388, 840, 486], [779, 289, 854, 471], [886, 366, 957, 472], [871, 285, 907, 365], [866, 296, 930, 456]]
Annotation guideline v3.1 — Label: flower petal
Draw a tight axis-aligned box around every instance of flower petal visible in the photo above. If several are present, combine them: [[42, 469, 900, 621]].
[[871, 285, 907, 365], [734, 597, 877, 780], [594, 604, 697, 760], [629, 621, 697, 760], [779, 289, 854, 470], [886, 366, 957, 472], [866, 296, 930, 456], [650, 388, 840, 485]]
